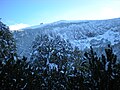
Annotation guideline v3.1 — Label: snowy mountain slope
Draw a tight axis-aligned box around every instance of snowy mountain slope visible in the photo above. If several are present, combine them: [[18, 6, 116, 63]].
[[13, 18, 120, 58]]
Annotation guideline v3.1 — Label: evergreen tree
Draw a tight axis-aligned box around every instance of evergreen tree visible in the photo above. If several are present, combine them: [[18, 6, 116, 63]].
[[84, 45, 120, 90], [30, 34, 73, 71], [0, 21, 42, 90], [0, 21, 16, 62]]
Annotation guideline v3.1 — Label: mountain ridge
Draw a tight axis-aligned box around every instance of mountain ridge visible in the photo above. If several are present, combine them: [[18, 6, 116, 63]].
[[13, 18, 120, 59]]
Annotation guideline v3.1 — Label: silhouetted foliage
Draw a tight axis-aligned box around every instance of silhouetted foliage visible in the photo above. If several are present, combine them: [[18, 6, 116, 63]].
[[84, 45, 120, 90]]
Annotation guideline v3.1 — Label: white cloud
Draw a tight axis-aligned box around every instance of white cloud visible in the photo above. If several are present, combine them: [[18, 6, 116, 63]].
[[9, 23, 30, 30]]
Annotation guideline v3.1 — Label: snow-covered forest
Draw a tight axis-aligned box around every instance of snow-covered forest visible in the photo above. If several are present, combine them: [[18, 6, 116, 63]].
[[0, 20, 120, 90]]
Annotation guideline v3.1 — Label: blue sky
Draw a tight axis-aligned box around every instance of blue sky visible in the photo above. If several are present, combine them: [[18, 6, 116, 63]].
[[0, 0, 120, 30]]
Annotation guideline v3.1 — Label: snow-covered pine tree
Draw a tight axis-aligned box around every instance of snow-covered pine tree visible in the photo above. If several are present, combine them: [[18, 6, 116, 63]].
[[70, 46, 83, 72], [0, 21, 43, 89], [30, 34, 73, 71], [0, 21, 16, 62]]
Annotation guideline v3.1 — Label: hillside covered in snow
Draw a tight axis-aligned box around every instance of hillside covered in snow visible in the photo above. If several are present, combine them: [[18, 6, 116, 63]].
[[13, 18, 120, 58]]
